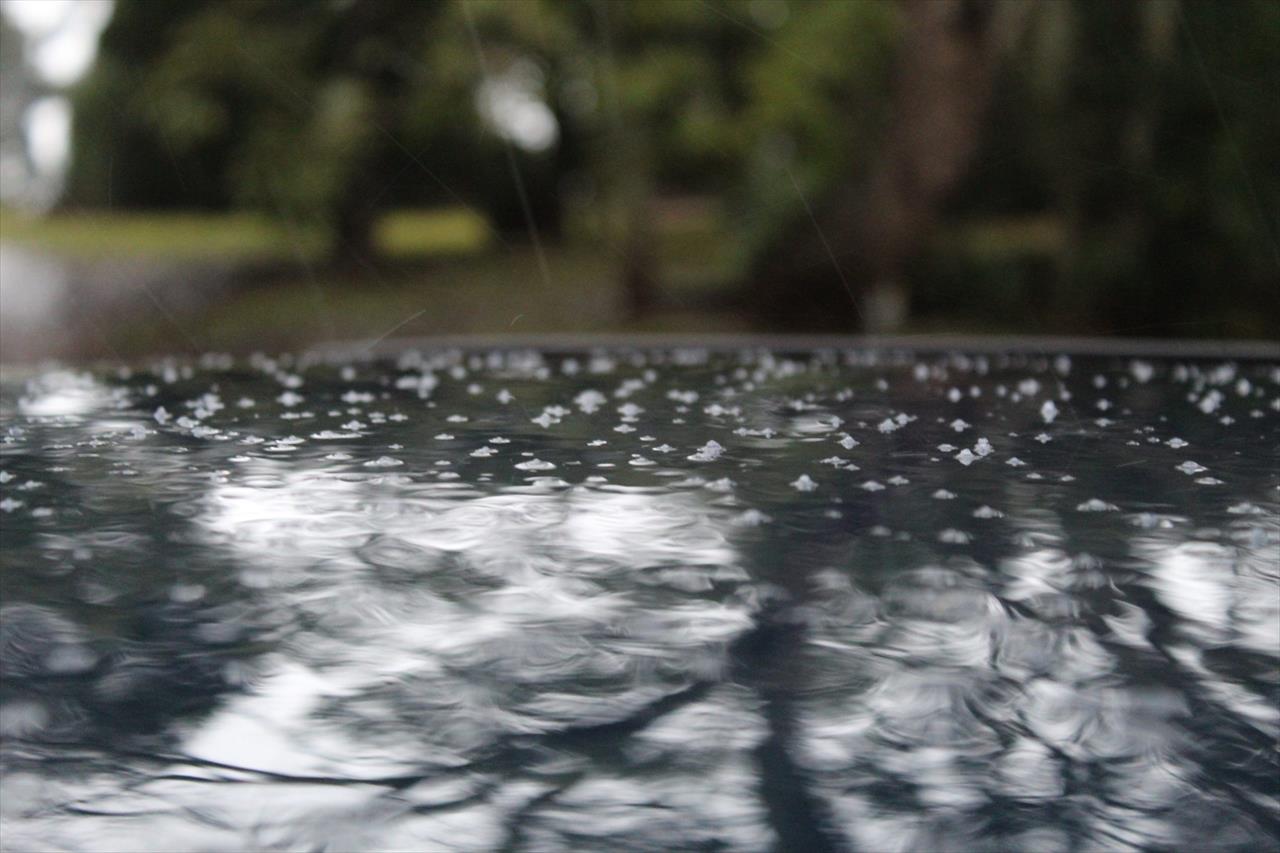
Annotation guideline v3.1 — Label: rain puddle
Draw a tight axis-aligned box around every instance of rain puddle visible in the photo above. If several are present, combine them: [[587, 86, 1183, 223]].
[[1, 346, 1277, 851]]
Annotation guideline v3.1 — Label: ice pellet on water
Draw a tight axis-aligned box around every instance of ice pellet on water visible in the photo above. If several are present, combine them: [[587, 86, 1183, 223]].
[[363, 456, 403, 467], [1166, 437, 1188, 448], [732, 508, 771, 527], [861, 480, 885, 492], [939, 529, 971, 544], [688, 440, 725, 462], [974, 438, 993, 457], [515, 458, 555, 471], [1040, 400, 1059, 424], [839, 435, 859, 449], [955, 449, 977, 466], [1198, 390, 1223, 414], [1034, 433, 1052, 444], [1005, 457, 1026, 467], [932, 489, 956, 499], [791, 474, 818, 491], [877, 419, 898, 434], [153, 406, 171, 424], [1176, 460, 1207, 475], [470, 447, 497, 457], [0, 471, 13, 484], [973, 505, 1003, 518], [950, 419, 971, 432], [1077, 498, 1118, 512]]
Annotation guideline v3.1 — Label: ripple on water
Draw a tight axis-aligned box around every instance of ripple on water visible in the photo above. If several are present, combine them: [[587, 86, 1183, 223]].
[[1, 347, 1277, 851]]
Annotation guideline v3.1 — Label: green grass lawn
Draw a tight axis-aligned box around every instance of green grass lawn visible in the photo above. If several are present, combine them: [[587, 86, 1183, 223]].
[[0, 207, 492, 262], [1, 205, 744, 356]]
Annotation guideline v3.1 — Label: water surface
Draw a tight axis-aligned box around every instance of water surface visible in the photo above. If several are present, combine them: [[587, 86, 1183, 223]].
[[1, 347, 1277, 851]]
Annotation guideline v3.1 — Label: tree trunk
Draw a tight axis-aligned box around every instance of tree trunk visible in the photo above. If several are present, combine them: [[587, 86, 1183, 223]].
[[752, 0, 1020, 331], [330, 192, 378, 272], [621, 194, 658, 320]]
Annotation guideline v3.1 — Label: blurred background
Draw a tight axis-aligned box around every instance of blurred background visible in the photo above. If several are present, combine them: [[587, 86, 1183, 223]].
[[0, 0, 1276, 362]]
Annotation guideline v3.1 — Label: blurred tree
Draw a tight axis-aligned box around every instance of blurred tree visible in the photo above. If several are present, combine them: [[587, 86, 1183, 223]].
[[933, 0, 1280, 337], [466, 0, 751, 317], [739, 0, 1022, 331], [58, 0, 1277, 335]]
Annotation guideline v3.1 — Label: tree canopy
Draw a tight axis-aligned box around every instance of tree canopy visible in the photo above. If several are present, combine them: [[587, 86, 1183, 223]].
[[63, 0, 1279, 335]]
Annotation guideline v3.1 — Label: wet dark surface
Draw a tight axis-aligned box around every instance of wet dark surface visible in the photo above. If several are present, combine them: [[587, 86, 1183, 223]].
[[1, 347, 1277, 852]]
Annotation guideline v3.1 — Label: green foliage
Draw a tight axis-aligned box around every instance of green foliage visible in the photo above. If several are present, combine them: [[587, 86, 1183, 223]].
[[56, 0, 1279, 336]]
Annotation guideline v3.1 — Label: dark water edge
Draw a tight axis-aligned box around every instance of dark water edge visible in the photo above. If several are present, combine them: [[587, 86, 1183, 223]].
[[2, 346, 1277, 851]]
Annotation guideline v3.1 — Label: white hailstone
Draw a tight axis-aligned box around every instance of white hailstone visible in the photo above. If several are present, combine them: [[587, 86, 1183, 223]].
[[973, 505, 1003, 518], [887, 475, 909, 485], [576, 389, 609, 412], [1076, 498, 1118, 512], [688, 440, 725, 462], [950, 419, 971, 432], [277, 391, 303, 407], [938, 443, 957, 452], [861, 480, 885, 492], [948, 388, 963, 402], [471, 447, 497, 457], [732, 509, 771, 527], [932, 489, 957, 500], [839, 435, 860, 449], [496, 389, 514, 404], [1198, 390, 1223, 414], [877, 419, 898, 434], [515, 459, 556, 471], [705, 477, 735, 492], [791, 474, 818, 491], [154, 406, 171, 424], [1040, 400, 1059, 424], [587, 439, 607, 447], [363, 456, 403, 467], [1034, 433, 1052, 444], [974, 438, 994, 457], [955, 449, 978, 466], [1005, 457, 1027, 467], [1166, 437, 1188, 448], [1176, 460, 1207, 475]]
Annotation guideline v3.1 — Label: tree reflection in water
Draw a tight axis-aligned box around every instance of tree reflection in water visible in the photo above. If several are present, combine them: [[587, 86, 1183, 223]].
[[1, 347, 1277, 851]]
